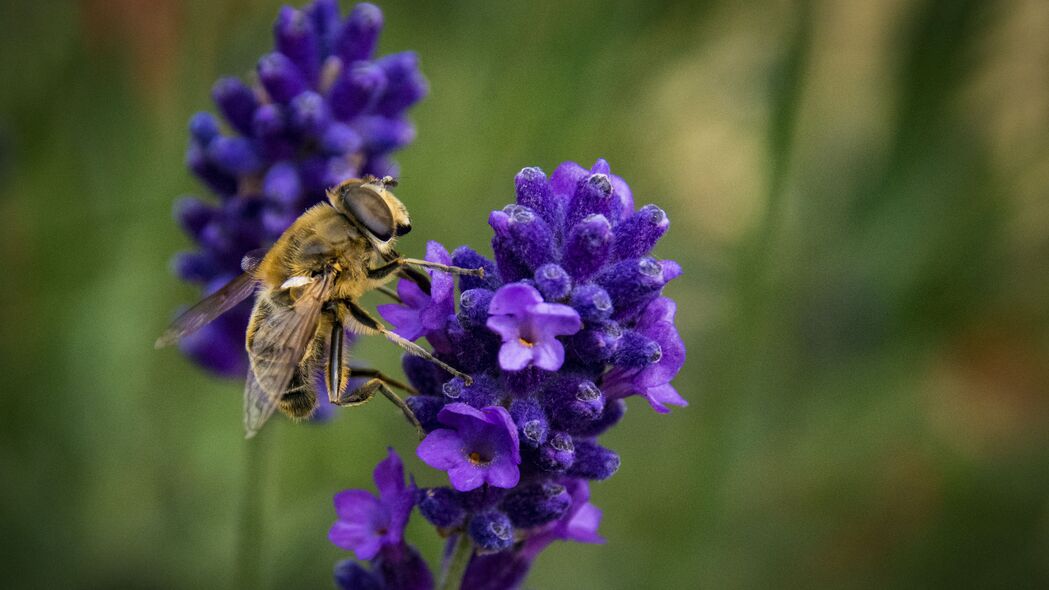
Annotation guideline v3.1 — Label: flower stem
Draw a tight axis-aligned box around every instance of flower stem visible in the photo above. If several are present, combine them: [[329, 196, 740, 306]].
[[438, 533, 473, 590], [236, 428, 268, 590]]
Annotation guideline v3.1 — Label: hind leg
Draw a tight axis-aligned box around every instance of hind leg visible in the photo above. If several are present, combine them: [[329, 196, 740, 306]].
[[336, 375, 424, 439]]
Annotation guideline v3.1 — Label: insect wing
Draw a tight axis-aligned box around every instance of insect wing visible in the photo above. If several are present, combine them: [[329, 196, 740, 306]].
[[243, 367, 276, 439], [155, 272, 258, 348], [243, 275, 332, 437]]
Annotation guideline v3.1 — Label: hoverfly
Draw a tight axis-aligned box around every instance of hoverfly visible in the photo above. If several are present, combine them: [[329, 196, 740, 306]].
[[157, 176, 482, 438]]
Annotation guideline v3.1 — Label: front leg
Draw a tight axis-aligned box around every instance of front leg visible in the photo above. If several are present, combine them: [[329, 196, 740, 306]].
[[367, 257, 485, 281]]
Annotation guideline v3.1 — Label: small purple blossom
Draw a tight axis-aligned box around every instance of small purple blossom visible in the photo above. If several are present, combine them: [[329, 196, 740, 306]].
[[417, 403, 521, 491], [329, 448, 415, 560], [486, 283, 582, 371], [603, 296, 687, 413], [378, 241, 455, 349]]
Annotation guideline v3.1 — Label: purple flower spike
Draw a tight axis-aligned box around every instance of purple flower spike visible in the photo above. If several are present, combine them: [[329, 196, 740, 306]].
[[329, 448, 415, 560], [417, 403, 521, 491], [317, 158, 682, 585], [486, 283, 582, 372]]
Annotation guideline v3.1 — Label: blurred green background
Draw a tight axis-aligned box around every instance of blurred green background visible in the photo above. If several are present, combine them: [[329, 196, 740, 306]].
[[2, 0, 1048, 587]]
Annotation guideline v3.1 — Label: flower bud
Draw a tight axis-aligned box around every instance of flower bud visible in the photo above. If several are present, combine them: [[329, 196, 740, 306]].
[[570, 284, 613, 323], [274, 6, 320, 83], [258, 51, 308, 103], [336, 3, 384, 64], [469, 511, 514, 552], [329, 61, 387, 121], [537, 431, 575, 473], [515, 166, 559, 226], [211, 77, 258, 136], [613, 330, 663, 369], [566, 173, 613, 229], [374, 51, 428, 116], [188, 111, 221, 145], [405, 395, 444, 433], [563, 213, 613, 280], [509, 397, 548, 448], [568, 440, 620, 480], [614, 204, 669, 261], [502, 481, 571, 528], [534, 264, 571, 302], [452, 246, 499, 291], [417, 487, 464, 528], [457, 288, 494, 329]]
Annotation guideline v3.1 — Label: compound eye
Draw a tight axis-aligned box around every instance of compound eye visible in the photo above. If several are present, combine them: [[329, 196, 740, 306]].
[[342, 185, 395, 241]]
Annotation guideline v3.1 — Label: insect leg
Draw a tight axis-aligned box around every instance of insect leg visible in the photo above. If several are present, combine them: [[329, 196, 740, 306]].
[[345, 301, 473, 385], [336, 377, 424, 439], [400, 257, 486, 277], [326, 315, 346, 404], [367, 258, 484, 281], [345, 367, 416, 394], [385, 249, 432, 295]]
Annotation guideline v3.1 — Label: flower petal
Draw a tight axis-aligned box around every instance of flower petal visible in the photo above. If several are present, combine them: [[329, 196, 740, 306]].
[[481, 405, 521, 463], [377, 302, 425, 341], [531, 339, 565, 372], [498, 339, 535, 371], [396, 275, 431, 307], [529, 302, 582, 338], [564, 502, 604, 544], [447, 463, 486, 491], [333, 489, 383, 522], [641, 383, 687, 414], [437, 402, 489, 430], [488, 283, 542, 316], [486, 314, 521, 341], [484, 455, 521, 489], [373, 447, 405, 505], [329, 521, 383, 560], [416, 429, 466, 470], [638, 296, 676, 329]]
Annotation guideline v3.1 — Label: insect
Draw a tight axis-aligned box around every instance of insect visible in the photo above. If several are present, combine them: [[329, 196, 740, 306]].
[[156, 176, 483, 438]]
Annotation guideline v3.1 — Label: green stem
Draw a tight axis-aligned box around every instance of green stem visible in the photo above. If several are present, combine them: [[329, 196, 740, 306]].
[[438, 533, 474, 590], [236, 428, 268, 590]]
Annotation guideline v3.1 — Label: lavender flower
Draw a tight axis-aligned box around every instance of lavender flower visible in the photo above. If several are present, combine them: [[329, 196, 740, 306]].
[[370, 158, 684, 587], [329, 448, 414, 560], [416, 403, 521, 491], [486, 283, 582, 371], [171, 0, 427, 377], [377, 241, 455, 353], [330, 449, 433, 590]]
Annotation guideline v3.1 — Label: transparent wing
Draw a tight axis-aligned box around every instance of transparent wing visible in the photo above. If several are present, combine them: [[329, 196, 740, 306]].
[[243, 274, 332, 438], [243, 367, 276, 439], [155, 272, 258, 348]]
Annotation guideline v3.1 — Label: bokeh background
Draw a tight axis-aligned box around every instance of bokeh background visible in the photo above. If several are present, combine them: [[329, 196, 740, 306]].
[[2, 0, 1049, 588]]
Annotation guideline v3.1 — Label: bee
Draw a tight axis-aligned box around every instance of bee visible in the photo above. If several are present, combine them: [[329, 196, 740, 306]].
[[156, 176, 482, 438]]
